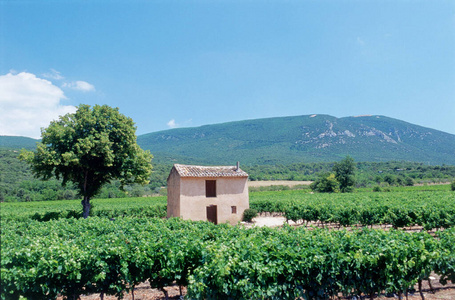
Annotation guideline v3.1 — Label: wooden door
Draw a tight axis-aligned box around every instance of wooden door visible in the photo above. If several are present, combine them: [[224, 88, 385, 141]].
[[206, 205, 217, 224]]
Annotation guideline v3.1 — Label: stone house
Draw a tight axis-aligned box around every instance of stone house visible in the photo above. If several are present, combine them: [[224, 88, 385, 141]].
[[167, 163, 249, 225]]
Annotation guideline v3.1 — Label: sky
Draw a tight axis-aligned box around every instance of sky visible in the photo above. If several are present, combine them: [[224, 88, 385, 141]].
[[1, 0, 454, 139]]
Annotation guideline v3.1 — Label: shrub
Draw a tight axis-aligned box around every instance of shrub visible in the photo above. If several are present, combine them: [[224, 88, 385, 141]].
[[404, 177, 414, 186], [310, 173, 340, 193], [242, 208, 258, 222], [451, 180, 455, 191], [373, 186, 382, 192]]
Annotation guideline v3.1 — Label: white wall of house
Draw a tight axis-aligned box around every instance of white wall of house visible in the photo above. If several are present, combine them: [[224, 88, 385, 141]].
[[166, 168, 181, 218], [167, 170, 249, 225]]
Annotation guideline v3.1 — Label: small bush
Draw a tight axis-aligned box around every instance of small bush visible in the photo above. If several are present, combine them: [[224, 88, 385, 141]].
[[242, 208, 258, 222], [404, 177, 415, 186], [310, 173, 340, 193], [451, 180, 455, 191], [372, 186, 382, 192]]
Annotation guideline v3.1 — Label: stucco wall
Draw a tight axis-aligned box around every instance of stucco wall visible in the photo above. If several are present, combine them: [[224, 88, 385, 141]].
[[178, 177, 249, 225], [166, 169, 181, 218]]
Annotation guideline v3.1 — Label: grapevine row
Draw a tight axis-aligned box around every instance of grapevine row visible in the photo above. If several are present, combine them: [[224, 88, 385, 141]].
[[2, 217, 455, 299], [250, 190, 455, 230], [2, 190, 454, 230]]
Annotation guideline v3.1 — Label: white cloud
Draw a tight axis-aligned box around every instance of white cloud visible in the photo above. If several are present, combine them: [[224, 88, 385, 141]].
[[0, 72, 76, 138], [167, 119, 178, 129], [62, 80, 95, 92], [43, 68, 64, 80]]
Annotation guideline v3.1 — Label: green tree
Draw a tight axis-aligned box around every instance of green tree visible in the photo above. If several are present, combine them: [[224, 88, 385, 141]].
[[20, 104, 153, 218], [310, 172, 340, 193], [332, 156, 356, 193], [384, 174, 396, 186]]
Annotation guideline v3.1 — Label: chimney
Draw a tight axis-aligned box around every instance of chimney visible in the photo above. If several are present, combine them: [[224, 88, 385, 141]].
[[235, 161, 240, 172]]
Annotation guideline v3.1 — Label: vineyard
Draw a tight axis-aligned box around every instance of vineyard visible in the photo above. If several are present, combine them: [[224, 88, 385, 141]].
[[250, 190, 455, 230], [1, 188, 455, 299], [0, 197, 167, 222]]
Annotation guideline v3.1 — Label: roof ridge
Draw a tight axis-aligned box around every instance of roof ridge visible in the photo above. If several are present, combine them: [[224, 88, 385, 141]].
[[172, 163, 248, 178]]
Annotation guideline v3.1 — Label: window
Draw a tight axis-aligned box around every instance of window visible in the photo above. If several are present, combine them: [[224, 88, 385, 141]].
[[206, 180, 216, 198], [231, 206, 237, 214]]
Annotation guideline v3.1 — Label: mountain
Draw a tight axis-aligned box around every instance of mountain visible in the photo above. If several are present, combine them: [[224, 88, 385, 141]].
[[137, 115, 455, 165], [2, 115, 454, 165], [0, 136, 39, 150]]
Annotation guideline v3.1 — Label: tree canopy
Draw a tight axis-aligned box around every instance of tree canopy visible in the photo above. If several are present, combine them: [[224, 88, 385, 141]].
[[332, 156, 356, 193], [310, 172, 340, 193], [311, 156, 356, 193], [20, 104, 153, 217]]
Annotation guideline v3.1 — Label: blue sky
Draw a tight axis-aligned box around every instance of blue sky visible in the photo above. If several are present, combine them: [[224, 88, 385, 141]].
[[1, 0, 454, 138]]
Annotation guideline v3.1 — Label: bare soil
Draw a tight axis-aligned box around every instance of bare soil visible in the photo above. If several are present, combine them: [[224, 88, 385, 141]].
[[248, 180, 312, 187], [69, 276, 455, 300]]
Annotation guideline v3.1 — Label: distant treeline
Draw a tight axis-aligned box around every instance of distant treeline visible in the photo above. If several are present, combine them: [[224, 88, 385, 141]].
[[1, 149, 454, 202], [0, 150, 169, 202], [244, 161, 455, 186]]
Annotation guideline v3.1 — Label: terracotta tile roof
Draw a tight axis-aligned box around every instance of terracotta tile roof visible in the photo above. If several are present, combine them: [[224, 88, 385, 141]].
[[173, 164, 248, 178]]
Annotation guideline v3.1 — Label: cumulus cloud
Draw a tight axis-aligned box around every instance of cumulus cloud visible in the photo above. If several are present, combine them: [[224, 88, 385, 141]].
[[0, 72, 76, 138], [167, 119, 178, 129], [62, 80, 95, 92]]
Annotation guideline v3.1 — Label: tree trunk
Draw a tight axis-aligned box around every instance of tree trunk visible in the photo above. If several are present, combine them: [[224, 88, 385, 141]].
[[82, 196, 91, 219], [428, 279, 434, 293], [81, 170, 91, 219], [160, 287, 169, 300], [418, 280, 425, 300]]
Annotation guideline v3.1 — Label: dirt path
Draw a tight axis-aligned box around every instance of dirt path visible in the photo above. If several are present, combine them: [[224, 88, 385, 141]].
[[72, 278, 455, 300], [248, 180, 312, 187]]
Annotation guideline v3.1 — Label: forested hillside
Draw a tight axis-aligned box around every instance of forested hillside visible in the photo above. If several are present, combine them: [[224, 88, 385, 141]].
[[1, 148, 454, 202], [138, 114, 455, 165], [0, 136, 38, 149], [1, 114, 455, 202], [2, 114, 454, 165], [0, 150, 170, 202]]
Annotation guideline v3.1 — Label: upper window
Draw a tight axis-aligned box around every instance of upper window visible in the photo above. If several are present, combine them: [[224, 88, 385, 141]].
[[206, 180, 217, 198]]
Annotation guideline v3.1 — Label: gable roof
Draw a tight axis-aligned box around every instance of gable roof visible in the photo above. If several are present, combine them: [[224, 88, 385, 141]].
[[171, 164, 248, 178]]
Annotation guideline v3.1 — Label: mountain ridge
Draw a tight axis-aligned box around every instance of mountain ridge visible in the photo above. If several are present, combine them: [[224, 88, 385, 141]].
[[1, 115, 454, 165], [137, 114, 455, 165]]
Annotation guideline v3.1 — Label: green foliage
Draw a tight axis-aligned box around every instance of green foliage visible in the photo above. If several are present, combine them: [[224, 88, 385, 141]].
[[4, 114, 455, 165], [404, 176, 415, 186], [0, 149, 80, 202], [384, 174, 397, 185], [451, 180, 455, 191], [242, 208, 258, 222], [332, 156, 356, 192], [2, 217, 455, 300], [250, 189, 455, 230], [246, 160, 450, 189], [2, 187, 455, 299], [310, 172, 340, 193], [3, 141, 455, 203], [136, 114, 455, 165], [20, 104, 153, 217], [0, 136, 38, 149], [1, 196, 167, 222], [311, 156, 356, 193], [373, 186, 382, 192]]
